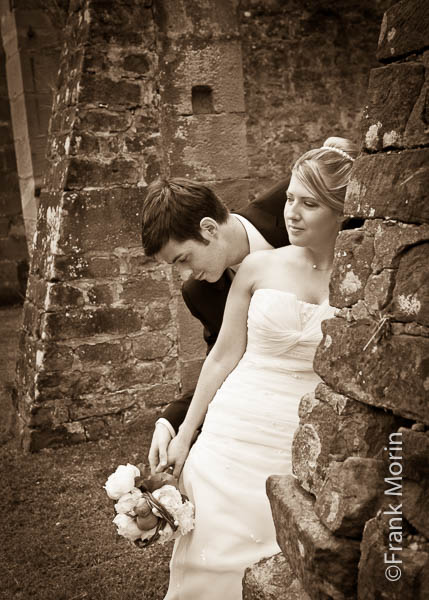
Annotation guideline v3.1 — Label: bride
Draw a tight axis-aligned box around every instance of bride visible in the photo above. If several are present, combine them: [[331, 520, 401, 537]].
[[163, 137, 358, 599]]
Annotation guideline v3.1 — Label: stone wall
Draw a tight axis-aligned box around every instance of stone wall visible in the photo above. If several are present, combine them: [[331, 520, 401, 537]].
[[0, 38, 27, 304], [14, 0, 249, 450], [245, 1, 429, 598], [14, 0, 175, 450], [239, 0, 396, 199], [12, 0, 398, 450]]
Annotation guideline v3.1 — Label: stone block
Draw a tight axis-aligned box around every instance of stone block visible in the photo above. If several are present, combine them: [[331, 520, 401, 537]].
[[404, 62, 429, 148], [400, 427, 429, 538], [58, 188, 144, 252], [66, 157, 140, 189], [137, 383, 178, 409], [371, 220, 429, 273], [345, 151, 429, 224], [164, 113, 248, 181], [120, 275, 170, 304], [143, 301, 173, 330], [122, 53, 151, 75], [314, 457, 386, 538], [387, 244, 429, 327], [330, 229, 373, 308], [358, 514, 429, 600], [154, 0, 240, 41], [242, 553, 310, 600], [87, 0, 152, 46], [364, 269, 396, 313], [77, 109, 132, 133], [161, 39, 245, 115], [267, 474, 361, 600], [377, 0, 429, 62], [132, 332, 173, 361], [38, 343, 75, 373], [78, 74, 141, 108], [75, 340, 125, 367], [315, 317, 429, 425], [45, 282, 86, 311], [362, 63, 424, 151], [42, 307, 141, 340], [177, 298, 206, 360], [292, 383, 398, 496], [69, 389, 139, 421]]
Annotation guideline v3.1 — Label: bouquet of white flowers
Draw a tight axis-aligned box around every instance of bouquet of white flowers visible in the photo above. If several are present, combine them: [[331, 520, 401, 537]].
[[104, 462, 194, 547]]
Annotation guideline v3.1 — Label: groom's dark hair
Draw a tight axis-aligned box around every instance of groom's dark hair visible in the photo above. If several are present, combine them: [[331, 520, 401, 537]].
[[141, 178, 229, 256]]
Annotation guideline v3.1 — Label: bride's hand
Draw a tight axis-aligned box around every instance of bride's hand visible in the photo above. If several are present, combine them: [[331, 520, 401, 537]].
[[167, 433, 192, 479]]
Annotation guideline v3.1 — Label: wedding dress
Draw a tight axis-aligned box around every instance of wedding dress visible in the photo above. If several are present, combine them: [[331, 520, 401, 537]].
[[164, 289, 335, 600]]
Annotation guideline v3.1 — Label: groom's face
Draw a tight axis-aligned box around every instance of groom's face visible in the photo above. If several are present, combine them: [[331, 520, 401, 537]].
[[156, 233, 229, 283]]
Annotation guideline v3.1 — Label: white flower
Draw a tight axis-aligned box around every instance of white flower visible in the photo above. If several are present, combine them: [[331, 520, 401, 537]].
[[104, 463, 140, 500], [157, 523, 176, 544], [113, 513, 142, 541], [175, 500, 195, 535], [114, 488, 143, 514], [152, 485, 182, 512], [152, 485, 195, 537]]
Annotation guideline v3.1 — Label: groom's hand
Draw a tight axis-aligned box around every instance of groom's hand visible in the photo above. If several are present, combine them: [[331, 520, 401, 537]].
[[167, 434, 192, 479], [148, 422, 173, 474]]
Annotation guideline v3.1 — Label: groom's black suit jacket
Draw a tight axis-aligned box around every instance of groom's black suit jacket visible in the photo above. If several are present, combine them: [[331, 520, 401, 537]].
[[161, 178, 291, 433]]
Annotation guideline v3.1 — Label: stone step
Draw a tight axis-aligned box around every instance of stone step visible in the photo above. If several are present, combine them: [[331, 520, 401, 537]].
[[242, 553, 311, 600], [267, 474, 361, 599]]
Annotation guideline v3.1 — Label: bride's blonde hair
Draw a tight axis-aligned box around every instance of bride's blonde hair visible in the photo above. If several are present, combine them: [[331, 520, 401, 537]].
[[292, 137, 358, 213]]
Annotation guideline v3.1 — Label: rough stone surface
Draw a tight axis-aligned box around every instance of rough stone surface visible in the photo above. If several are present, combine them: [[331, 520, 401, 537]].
[[242, 553, 310, 600], [239, 0, 392, 198], [314, 457, 386, 538], [14, 0, 178, 449], [267, 474, 361, 600], [314, 317, 429, 425], [377, 0, 429, 61], [371, 220, 429, 273], [387, 244, 429, 327], [400, 427, 429, 538], [358, 514, 429, 599], [362, 62, 427, 152], [345, 151, 429, 224], [292, 383, 399, 496], [330, 228, 374, 308], [362, 62, 425, 151]]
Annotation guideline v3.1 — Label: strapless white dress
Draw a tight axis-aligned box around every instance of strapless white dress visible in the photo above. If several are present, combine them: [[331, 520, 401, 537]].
[[164, 289, 335, 600]]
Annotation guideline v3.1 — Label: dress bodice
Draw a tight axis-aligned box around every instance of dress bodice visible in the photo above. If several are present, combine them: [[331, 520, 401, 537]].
[[244, 288, 335, 372]]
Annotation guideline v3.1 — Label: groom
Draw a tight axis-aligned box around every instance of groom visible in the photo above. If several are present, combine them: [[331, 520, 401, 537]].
[[141, 176, 290, 473]]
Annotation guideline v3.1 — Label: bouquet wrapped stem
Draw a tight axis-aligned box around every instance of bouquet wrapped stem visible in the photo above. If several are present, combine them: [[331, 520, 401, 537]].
[[104, 463, 194, 547]]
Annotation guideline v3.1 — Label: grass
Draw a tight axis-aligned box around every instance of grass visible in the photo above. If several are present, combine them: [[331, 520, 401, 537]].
[[0, 422, 172, 600]]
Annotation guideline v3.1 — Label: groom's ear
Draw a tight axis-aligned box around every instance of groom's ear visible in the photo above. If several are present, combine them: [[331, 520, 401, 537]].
[[199, 217, 219, 239]]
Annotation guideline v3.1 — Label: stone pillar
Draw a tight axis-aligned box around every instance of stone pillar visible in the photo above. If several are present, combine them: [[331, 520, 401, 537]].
[[0, 0, 61, 252], [15, 0, 175, 450], [0, 35, 28, 304], [264, 1, 429, 598], [153, 0, 249, 397]]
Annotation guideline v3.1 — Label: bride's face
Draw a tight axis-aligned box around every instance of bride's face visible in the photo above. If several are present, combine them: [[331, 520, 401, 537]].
[[284, 174, 342, 247]]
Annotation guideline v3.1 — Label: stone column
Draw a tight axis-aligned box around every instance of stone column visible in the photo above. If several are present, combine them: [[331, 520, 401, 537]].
[[264, 1, 429, 598], [0, 0, 61, 253], [15, 0, 175, 450], [153, 0, 249, 398], [0, 36, 28, 304]]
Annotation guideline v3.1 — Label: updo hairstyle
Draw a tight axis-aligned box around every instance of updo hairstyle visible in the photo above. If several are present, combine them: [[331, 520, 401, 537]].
[[292, 137, 358, 213]]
